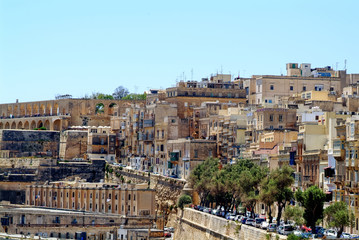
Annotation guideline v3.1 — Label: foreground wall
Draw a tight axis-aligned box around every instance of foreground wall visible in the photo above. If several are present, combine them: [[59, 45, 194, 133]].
[[173, 208, 287, 240]]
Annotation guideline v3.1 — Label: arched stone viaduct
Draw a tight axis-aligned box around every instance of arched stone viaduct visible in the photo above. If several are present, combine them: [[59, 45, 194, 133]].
[[0, 98, 145, 131]]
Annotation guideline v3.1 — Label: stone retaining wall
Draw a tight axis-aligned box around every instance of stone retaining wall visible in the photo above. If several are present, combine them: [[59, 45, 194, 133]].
[[173, 208, 287, 240]]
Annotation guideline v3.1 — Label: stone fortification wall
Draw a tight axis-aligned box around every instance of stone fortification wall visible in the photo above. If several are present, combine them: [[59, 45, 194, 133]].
[[0, 160, 106, 204], [173, 208, 287, 240], [0, 130, 60, 158]]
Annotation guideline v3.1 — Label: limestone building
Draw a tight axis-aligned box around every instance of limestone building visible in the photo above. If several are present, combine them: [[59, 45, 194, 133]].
[[26, 179, 156, 217]]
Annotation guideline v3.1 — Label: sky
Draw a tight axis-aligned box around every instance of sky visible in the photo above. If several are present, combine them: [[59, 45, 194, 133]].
[[1, 0, 359, 103]]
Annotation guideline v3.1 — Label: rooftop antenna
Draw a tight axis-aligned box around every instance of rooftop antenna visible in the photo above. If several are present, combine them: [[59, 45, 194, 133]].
[[336, 62, 339, 71], [221, 65, 223, 75], [191, 68, 193, 80]]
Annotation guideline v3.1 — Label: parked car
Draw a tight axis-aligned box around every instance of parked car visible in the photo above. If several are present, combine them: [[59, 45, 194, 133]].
[[324, 229, 337, 237], [245, 218, 255, 226], [226, 212, 236, 220], [300, 232, 315, 239], [203, 207, 211, 214], [240, 216, 247, 224], [260, 221, 269, 230], [164, 232, 171, 238], [351, 234, 359, 239], [211, 209, 219, 215], [254, 218, 266, 228], [267, 223, 277, 232], [293, 230, 303, 236], [234, 215, 241, 221], [164, 227, 175, 233], [342, 233, 351, 239], [277, 224, 294, 235]]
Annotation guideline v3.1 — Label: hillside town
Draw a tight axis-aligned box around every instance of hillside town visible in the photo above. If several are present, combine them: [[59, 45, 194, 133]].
[[2, 62, 359, 239]]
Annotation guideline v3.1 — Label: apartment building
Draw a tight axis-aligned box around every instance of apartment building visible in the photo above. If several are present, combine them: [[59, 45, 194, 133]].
[[248, 63, 345, 106]]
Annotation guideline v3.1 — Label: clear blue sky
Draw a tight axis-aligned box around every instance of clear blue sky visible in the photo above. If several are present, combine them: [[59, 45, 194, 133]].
[[1, 0, 359, 103]]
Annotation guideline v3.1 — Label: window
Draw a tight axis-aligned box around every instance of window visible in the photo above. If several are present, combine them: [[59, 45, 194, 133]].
[[270, 85, 274, 90], [269, 114, 274, 122], [315, 84, 324, 91], [330, 87, 334, 91], [134, 194, 136, 201], [128, 194, 131, 200], [303, 86, 306, 91], [279, 115, 283, 122], [290, 86, 293, 91], [194, 150, 198, 158]]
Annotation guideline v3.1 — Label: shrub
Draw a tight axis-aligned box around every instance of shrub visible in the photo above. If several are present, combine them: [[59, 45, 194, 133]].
[[177, 194, 192, 210]]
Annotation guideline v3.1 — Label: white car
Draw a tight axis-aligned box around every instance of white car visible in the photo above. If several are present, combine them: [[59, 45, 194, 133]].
[[341, 232, 351, 238], [325, 229, 337, 238], [260, 221, 269, 229]]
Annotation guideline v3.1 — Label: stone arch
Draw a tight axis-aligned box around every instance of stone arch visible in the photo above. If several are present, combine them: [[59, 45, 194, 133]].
[[20, 104, 25, 117], [33, 105, 39, 116], [4, 122, 10, 129], [46, 103, 52, 116], [108, 103, 117, 115], [53, 119, 61, 131], [95, 103, 105, 115], [0, 122, 3, 129], [26, 104, 32, 116], [18, 121, 23, 129], [24, 121, 30, 129], [30, 120, 36, 129], [44, 120, 50, 130], [40, 104, 45, 115], [37, 120, 43, 128], [11, 122, 16, 129], [54, 103, 59, 115]]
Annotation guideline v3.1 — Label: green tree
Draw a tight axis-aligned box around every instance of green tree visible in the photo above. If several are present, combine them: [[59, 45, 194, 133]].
[[271, 165, 294, 224], [295, 186, 326, 233], [122, 93, 147, 100], [189, 157, 220, 205], [238, 162, 268, 218], [178, 194, 192, 209], [113, 86, 129, 99], [284, 205, 305, 226], [259, 177, 276, 223], [91, 92, 114, 99], [324, 201, 355, 238]]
